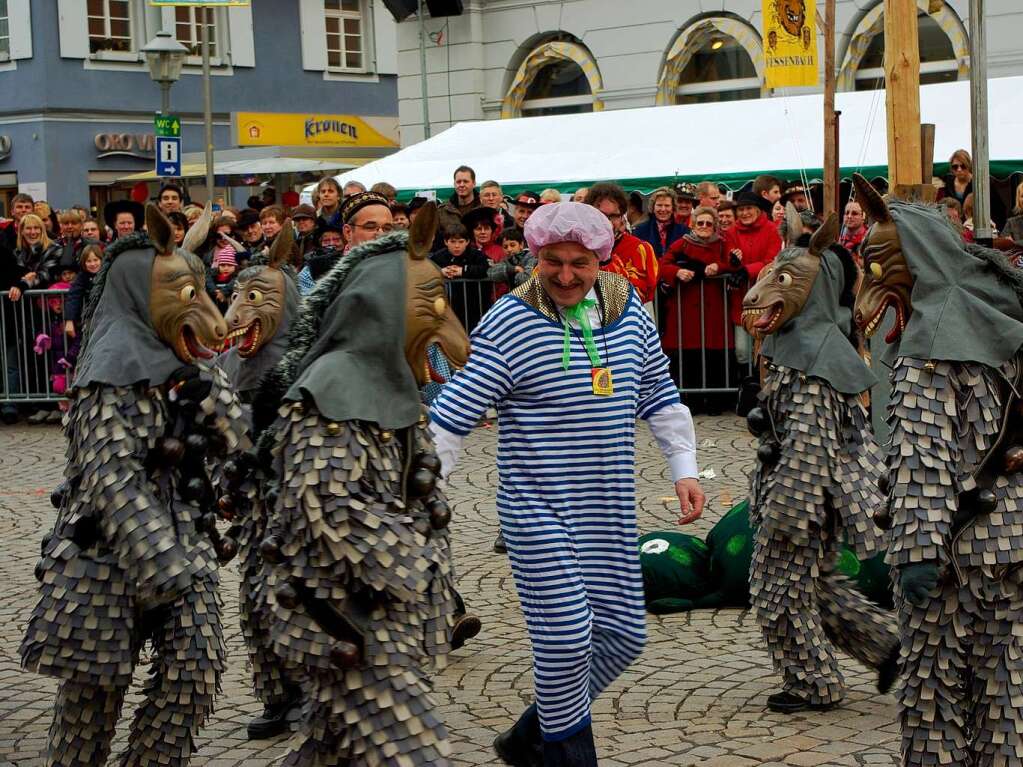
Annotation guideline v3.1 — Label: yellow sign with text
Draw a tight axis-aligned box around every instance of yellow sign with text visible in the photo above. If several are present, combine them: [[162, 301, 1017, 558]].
[[762, 0, 819, 89], [235, 112, 399, 148]]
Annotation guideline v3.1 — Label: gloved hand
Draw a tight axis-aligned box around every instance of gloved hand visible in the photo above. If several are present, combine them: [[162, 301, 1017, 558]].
[[897, 562, 940, 607], [725, 268, 749, 290], [167, 364, 212, 407]]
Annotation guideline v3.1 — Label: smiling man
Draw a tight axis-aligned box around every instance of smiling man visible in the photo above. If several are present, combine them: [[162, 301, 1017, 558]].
[[429, 201, 705, 767]]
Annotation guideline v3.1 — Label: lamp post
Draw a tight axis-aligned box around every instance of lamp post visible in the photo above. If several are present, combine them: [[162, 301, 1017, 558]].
[[142, 31, 188, 114]]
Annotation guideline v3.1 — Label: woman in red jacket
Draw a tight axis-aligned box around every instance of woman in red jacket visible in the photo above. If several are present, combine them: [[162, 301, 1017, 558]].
[[724, 191, 783, 369], [658, 206, 740, 402]]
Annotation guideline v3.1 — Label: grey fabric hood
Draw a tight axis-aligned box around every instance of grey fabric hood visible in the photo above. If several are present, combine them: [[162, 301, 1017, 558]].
[[890, 200, 1023, 367], [277, 231, 422, 430], [762, 247, 876, 395], [73, 238, 184, 389]]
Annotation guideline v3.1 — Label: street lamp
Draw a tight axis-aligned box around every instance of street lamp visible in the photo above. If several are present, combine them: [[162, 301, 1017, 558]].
[[143, 31, 189, 114]]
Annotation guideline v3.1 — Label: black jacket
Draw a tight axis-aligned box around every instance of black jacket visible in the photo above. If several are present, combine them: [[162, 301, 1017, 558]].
[[65, 269, 97, 326], [13, 242, 61, 290], [431, 245, 491, 332]]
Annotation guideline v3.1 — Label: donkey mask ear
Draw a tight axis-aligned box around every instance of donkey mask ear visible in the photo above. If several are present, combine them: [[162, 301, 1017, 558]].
[[181, 201, 213, 255], [784, 203, 803, 247], [408, 202, 438, 261], [852, 173, 891, 224], [808, 212, 840, 258], [145, 203, 175, 256]]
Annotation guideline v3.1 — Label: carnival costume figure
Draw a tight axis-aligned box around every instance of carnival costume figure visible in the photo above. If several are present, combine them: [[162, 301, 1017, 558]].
[[251, 203, 468, 766], [20, 204, 249, 766], [217, 225, 306, 739], [741, 205, 899, 714], [852, 173, 1023, 766]]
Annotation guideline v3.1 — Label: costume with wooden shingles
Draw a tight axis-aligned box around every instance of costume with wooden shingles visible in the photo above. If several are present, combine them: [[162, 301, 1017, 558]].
[[252, 211, 468, 766], [853, 174, 1023, 766], [743, 210, 898, 712], [20, 207, 249, 766]]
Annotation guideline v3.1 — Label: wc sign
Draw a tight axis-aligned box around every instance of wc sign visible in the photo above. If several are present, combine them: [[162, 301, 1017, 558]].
[[154, 114, 182, 177]]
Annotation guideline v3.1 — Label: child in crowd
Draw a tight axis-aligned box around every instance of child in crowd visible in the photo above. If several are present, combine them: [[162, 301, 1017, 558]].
[[487, 227, 535, 294], [431, 223, 490, 331], [207, 243, 239, 313], [63, 243, 103, 337], [34, 282, 80, 410]]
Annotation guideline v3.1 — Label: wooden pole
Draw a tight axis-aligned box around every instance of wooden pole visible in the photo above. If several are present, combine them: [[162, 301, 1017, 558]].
[[884, 0, 922, 196], [823, 0, 838, 218]]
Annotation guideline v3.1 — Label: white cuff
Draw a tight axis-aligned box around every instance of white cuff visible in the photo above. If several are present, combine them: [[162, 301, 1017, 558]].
[[668, 451, 699, 483]]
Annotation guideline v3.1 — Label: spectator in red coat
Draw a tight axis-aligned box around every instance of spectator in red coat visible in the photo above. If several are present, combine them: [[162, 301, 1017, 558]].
[[462, 207, 505, 264], [658, 206, 740, 400], [724, 191, 782, 367], [584, 183, 659, 305]]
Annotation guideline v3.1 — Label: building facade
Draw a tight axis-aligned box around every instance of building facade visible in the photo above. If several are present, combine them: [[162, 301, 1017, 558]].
[[396, 0, 1023, 145], [0, 0, 401, 212]]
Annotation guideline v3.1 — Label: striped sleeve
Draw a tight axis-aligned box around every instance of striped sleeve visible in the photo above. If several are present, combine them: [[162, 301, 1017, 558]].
[[635, 301, 681, 419], [429, 333, 514, 436]]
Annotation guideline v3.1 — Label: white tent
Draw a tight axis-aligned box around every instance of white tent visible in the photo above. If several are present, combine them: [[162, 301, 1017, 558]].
[[309, 75, 1023, 197]]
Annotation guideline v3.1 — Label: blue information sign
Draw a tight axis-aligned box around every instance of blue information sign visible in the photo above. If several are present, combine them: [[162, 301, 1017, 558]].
[[156, 136, 182, 177]]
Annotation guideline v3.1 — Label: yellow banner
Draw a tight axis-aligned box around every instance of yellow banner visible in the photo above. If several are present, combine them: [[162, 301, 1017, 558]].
[[234, 112, 399, 148], [762, 0, 819, 89]]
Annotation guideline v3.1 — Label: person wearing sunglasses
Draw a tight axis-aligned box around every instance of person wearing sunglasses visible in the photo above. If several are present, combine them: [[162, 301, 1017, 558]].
[[941, 149, 974, 207], [658, 206, 740, 407]]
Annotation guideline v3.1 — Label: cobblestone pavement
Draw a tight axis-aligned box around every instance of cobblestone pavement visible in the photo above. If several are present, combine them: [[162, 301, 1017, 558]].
[[0, 415, 900, 766]]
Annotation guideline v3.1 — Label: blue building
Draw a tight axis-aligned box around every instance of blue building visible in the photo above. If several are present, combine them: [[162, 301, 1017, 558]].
[[0, 0, 400, 212]]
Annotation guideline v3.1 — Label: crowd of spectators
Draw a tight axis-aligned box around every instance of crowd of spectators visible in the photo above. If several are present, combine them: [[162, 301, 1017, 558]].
[[3, 149, 1022, 423]]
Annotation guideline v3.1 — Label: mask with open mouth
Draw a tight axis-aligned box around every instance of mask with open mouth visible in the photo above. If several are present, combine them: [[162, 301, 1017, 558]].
[[148, 204, 228, 364], [742, 203, 831, 339], [850, 174, 914, 345], [73, 203, 227, 389]]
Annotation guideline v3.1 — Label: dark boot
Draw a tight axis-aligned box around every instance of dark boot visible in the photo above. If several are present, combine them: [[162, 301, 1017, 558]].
[[451, 612, 482, 650], [247, 689, 302, 740], [766, 690, 837, 714], [494, 531, 507, 553], [494, 704, 542, 767], [542, 723, 598, 767]]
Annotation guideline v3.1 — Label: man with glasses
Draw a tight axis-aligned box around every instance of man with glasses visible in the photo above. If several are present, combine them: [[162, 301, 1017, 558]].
[[584, 182, 659, 306], [340, 191, 395, 248]]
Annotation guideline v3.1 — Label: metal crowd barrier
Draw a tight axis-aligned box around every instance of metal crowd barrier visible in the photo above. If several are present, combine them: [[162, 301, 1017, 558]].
[[1, 289, 74, 405], [445, 275, 754, 397]]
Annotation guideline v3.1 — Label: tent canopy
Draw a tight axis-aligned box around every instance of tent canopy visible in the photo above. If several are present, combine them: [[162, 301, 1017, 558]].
[[313, 76, 1023, 199]]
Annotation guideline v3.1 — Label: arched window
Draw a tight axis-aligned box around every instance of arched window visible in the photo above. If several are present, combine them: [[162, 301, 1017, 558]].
[[838, 1, 968, 91], [502, 39, 603, 119], [657, 17, 765, 106]]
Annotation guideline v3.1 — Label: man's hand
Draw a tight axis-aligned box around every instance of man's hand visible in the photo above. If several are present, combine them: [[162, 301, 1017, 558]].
[[675, 477, 705, 525]]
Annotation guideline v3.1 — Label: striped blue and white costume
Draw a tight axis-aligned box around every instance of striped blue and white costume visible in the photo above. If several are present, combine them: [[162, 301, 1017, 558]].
[[430, 272, 698, 742]]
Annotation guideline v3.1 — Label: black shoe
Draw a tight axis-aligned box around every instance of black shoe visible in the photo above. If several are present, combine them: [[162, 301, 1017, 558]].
[[247, 699, 302, 740], [1, 408, 19, 425], [451, 612, 482, 650], [542, 723, 598, 767], [877, 644, 901, 694], [766, 690, 838, 714], [494, 705, 542, 767], [494, 531, 507, 553]]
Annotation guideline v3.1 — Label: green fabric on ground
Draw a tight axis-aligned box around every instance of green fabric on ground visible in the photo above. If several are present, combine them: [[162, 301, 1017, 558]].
[[639, 500, 892, 614]]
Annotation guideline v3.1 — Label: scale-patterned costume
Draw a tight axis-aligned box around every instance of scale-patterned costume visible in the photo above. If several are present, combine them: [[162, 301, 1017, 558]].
[[252, 222, 467, 766], [749, 367, 897, 705], [218, 248, 304, 723], [886, 356, 1023, 764], [19, 213, 249, 767], [743, 219, 898, 710], [851, 184, 1023, 766]]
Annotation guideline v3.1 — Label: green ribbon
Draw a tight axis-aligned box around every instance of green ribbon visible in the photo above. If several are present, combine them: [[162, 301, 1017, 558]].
[[561, 298, 602, 371]]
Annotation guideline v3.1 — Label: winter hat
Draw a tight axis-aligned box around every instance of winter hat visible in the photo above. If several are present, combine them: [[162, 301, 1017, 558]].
[[213, 244, 238, 267], [524, 201, 614, 265]]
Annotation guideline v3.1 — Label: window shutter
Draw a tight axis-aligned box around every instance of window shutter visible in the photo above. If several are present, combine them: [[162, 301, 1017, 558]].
[[227, 5, 255, 67], [298, 0, 328, 72], [57, 0, 89, 59], [7, 0, 32, 60], [371, 0, 398, 75]]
